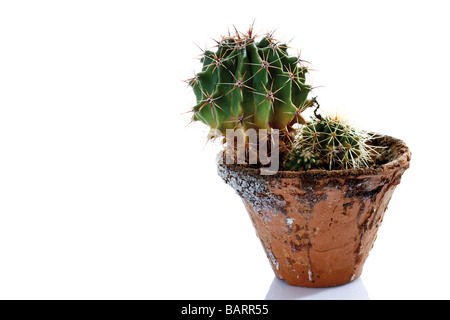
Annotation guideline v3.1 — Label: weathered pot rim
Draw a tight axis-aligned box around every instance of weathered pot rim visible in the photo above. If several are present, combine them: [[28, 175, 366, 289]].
[[217, 133, 411, 179]]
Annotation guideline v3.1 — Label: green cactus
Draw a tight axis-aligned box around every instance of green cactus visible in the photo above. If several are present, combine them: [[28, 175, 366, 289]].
[[285, 115, 378, 171], [187, 26, 313, 137], [284, 148, 320, 171]]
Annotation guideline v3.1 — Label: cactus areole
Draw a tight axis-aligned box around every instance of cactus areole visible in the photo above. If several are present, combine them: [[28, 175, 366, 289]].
[[186, 25, 411, 288]]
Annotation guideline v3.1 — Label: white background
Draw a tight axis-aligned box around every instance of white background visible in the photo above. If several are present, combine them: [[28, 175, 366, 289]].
[[0, 0, 449, 300]]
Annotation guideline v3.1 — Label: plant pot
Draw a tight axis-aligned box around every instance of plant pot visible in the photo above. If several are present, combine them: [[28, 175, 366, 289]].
[[217, 134, 411, 288]]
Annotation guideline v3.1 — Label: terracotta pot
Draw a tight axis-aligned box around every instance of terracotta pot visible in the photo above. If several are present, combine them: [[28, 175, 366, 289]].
[[217, 135, 411, 288]]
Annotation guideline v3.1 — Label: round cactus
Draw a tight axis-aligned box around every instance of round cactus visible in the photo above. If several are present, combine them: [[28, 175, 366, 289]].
[[186, 25, 313, 137], [285, 115, 378, 171], [284, 148, 320, 171]]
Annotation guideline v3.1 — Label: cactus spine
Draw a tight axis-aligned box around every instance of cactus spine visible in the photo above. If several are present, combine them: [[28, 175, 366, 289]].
[[187, 26, 313, 137], [285, 115, 379, 171]]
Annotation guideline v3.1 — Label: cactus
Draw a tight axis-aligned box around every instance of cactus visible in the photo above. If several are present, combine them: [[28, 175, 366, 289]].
[[186, 26, 313, 137], [284, 148, 320, 171], [285, 115, 379, 171]]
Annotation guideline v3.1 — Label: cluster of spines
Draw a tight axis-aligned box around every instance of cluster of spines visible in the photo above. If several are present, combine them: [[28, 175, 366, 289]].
[[186, 25, 313, 138], [285, 115, 379, 171]]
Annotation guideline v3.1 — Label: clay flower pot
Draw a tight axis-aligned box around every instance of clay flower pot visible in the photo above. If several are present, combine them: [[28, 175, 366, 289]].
[[217, 135, 411, 288]]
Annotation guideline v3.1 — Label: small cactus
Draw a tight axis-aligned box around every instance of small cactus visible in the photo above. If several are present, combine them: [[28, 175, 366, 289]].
[[284, 149, 320, 171], [285, 115, 379, 171], [186, 25, 313, 138]]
